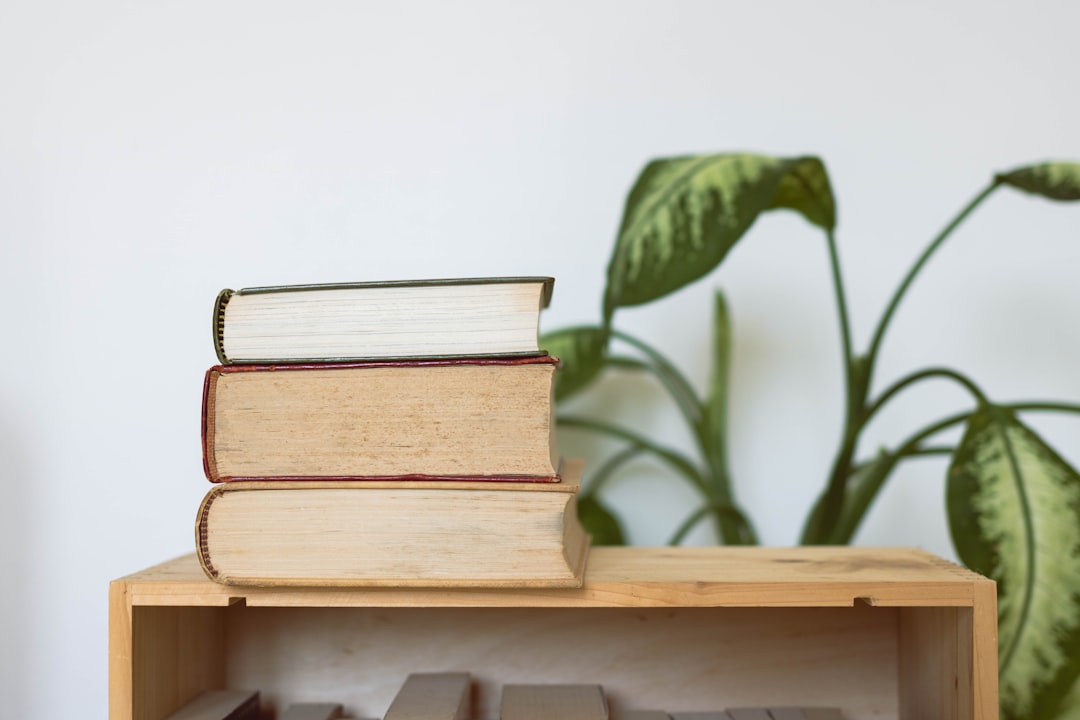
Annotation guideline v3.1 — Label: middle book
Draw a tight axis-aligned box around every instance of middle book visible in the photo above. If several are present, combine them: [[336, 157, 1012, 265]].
[[201, 354, 561, 483]]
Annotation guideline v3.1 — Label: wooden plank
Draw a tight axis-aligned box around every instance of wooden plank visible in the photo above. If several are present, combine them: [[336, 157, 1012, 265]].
[[110, 547, 998, 719], [129, 606, 226, 720], [119, 548, 987, 610], [108, 581, 134, 720], [972, 581, 1000, 720], [898, 607, 966, 719]]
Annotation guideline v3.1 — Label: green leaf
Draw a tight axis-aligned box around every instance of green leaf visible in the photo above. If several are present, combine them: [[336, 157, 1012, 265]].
[[603, 153, 836, 321], [947, 406, 1080, 720], [996, 162, 1080, 201], [1053, 676, 1080, 720], [540, 326, 607, 401], [703, 290, 733, 473], [577, 495, 627, 546]]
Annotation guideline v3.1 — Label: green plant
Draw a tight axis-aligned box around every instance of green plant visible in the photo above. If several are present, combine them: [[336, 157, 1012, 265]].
[[541, 154, 1080, 720]]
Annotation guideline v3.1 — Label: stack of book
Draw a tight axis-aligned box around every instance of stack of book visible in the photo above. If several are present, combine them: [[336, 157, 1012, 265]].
[[167, 678, 846, 720], [194, 277, 590, 587]]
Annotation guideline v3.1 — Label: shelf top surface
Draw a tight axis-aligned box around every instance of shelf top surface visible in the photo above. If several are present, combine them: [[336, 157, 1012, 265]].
[[113, 546, 993, 609]]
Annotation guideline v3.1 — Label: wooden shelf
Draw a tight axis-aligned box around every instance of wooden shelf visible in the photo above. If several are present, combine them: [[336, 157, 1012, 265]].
[[108, 546, 998, 720]]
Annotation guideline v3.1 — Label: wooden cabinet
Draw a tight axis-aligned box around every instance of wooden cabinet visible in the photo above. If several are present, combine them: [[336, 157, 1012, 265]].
[[108, 546, 998, 720]]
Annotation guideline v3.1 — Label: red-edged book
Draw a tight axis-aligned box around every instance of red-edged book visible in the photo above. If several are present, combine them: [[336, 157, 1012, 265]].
[[201, 355, 561, 483]]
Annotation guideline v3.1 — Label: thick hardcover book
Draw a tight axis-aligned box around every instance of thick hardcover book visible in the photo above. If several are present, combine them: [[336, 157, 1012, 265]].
[[164, 690, 259, 720], [195, 459, 590, 587], [213, 276, 555, 364], [201, 355, 560, 483], [384, 673, 471, 720]]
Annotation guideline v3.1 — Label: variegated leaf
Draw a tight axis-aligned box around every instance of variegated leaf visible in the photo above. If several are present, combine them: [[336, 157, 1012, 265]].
[[603, 153, 836, 321], [540, 325, 607, 401], [947, 406, 1080, 719], [1053, 676, 1080, 720], [997, 161, 1080, 201]]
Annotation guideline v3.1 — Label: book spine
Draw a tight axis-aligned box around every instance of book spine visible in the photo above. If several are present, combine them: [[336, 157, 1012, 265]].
[[194, 484, 226, 582], [201, 367, 222, 482], [212, 288, 234, 365]]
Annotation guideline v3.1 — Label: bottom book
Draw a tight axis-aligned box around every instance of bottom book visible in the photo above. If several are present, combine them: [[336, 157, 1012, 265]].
[[196, 459, 590, 587]]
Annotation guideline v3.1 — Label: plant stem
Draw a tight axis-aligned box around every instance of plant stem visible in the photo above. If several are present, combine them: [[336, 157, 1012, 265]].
[[557, 415, 708, 494], [825, 228, 856, 412], [606, 355, 702, 429], [1008, 402, 1080, 416], [809, 184, 1001, 545], [609, 330, 704, 425], [608, 328, 751, 544], [807, 366, 991, 543], [802, 227, 861, 545], [667, 502, 759, 546], [820, 401, 1080, 543], [580, 444, 647, 499], [863, 183, 1000, 393], [862, 367, 991, 426], [559, 414, 759, 544]]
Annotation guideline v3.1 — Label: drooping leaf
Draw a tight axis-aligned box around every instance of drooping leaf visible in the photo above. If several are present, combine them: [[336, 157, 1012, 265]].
[[996, 161, 1080, 201], [540, 326, 608, 401], [703, 290, 733, 472], [602, 153, 836, 321], [577, 495, 626, 546], [947, 406, 1080, 720]]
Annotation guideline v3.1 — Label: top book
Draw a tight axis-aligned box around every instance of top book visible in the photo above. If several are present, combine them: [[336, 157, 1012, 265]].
[[213, 276, 555, 364]]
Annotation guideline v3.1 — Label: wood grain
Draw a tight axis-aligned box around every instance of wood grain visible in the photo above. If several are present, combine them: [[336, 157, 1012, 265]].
[[109, 547, 998, 720]]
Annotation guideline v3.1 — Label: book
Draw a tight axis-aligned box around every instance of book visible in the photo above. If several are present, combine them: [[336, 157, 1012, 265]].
[[768, 710, 844, 720], [195, 459, 590, 587], [164, 690, 258, 720], [281, 703, 344, 720], [201, 355, 560, 483], [213, 276, 555, 364], [669, 710, 843, 720], [384, 673, 471, 720], [500, 684, 608, 720]]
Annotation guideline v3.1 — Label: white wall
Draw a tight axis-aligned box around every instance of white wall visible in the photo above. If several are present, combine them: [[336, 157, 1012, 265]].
[[1, 1, 1078, 716]]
